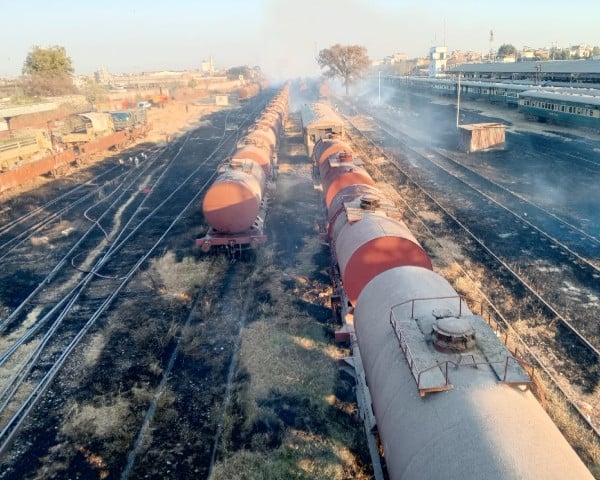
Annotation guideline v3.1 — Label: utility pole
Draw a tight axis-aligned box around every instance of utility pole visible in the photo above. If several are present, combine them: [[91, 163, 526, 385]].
[[378, 71, 381, 105], [456, 72, 462, 128]]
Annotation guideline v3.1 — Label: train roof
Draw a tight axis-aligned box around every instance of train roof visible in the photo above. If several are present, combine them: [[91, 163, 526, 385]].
[[460, 80, 535, 90], [448, 58, 600, 75], [520, 88, 600, 105], [407, 76, 537, 91], [300, 102, 343, 130]]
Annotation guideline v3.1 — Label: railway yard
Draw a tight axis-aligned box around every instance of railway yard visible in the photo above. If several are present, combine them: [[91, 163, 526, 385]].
[[0, 82, 599, 478]]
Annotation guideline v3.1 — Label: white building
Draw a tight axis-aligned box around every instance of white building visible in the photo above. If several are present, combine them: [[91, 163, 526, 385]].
[[429, 46, 448, 77], [201, 56, 215, 75]]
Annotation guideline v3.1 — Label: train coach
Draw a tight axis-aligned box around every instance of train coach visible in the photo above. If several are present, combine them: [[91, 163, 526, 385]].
[[385, 75, 600, 131], [308, 104, 594, 479], [518, 88, 600, 130], [387, 75, 534, 107], [196, 84, 290, 256]]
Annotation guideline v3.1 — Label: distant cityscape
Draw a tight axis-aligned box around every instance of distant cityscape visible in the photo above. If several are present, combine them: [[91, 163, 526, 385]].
[[2, 43, 600, 92], [374, 43, 600, 76]]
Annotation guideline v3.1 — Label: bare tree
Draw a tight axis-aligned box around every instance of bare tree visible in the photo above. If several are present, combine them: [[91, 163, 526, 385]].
[[317, 44, 370, 96]]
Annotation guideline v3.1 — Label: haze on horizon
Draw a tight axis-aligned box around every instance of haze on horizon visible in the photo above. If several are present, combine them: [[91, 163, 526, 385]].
[[2, 0, 598, 80]]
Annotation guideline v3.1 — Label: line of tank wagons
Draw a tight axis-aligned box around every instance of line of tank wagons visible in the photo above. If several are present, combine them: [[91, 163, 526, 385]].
[[307, 102, 594, 479], [195, 84, 290, 255], [385, 75, 600, 130]]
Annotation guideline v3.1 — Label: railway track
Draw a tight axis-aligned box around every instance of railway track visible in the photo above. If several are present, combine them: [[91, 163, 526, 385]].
[[0, 100, 266, 458], [337, 98, 600, 438], [346, 101, 600, 352]]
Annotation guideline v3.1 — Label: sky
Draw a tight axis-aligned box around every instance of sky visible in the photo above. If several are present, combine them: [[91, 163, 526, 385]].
[[1, 0, 599, 80]]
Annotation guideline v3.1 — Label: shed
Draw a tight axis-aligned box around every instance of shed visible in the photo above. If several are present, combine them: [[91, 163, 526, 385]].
[[458, 122, 505, 152]]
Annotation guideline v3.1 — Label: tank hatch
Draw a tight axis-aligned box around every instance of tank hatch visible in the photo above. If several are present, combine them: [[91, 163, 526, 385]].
[[432, 316, 476, 353], [360, 195, 381, 210]]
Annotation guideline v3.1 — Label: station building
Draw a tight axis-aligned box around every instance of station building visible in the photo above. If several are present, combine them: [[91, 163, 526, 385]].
[[447, 59, 600, 86]]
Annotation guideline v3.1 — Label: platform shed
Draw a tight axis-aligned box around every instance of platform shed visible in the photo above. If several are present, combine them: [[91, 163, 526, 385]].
[[458, 122, 506, 152]]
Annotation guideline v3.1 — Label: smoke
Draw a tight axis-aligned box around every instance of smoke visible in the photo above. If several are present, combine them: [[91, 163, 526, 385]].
[[257, 0, 411, 81]]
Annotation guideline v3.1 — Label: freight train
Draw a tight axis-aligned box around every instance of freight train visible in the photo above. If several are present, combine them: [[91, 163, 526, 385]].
[[0, 129, 53, 171], [0, 123, 148, 194], [384, 75, 600, 131], [306, 103, 594, 479], [196, 84, 290, 256]]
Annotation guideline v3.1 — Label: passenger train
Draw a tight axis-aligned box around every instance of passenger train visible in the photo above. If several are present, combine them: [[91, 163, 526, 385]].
[[384, 75, 600, 131], [302, 102, 594, 479]]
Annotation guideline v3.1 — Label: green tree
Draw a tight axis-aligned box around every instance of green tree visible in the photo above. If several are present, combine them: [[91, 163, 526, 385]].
[[21, 45, 76, 96], [226, 65, 262, 81], [317, 44, 370, 96], [550, 48, 570, 60], [497, 44, 517, 58], [23, 45, 74, 76]]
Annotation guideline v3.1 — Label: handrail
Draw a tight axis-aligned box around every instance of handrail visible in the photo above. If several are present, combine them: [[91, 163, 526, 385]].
[[389, 313, 534, 394], [389, 295, 463, 320]]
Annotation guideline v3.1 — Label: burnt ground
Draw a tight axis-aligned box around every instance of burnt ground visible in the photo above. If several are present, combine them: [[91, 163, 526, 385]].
[[0, 101, 372, 479]]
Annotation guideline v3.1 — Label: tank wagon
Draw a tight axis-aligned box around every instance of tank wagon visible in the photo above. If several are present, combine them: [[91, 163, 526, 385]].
[[196, 85, 290, 256], [385, 75, 600, 131], [309, 107, 594, 479]]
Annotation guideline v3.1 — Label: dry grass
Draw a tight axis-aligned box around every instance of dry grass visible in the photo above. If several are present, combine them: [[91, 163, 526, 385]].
[[211, 428, 368, 480], [210, 123, 371, 478], [538, 372, 600, 476], [62, 398, 132, 440], [239, 319, 338, 404]]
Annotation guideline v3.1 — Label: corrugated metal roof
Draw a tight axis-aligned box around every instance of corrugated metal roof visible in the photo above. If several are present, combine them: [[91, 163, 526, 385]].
[[449, 59, 600, 74], [300, 102, 342, 129], [0, 103, 57, 118]]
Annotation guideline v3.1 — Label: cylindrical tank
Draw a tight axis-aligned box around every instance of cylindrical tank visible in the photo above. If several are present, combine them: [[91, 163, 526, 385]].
[[319, 159, 375, 209], [332, 214, 432, 304], [257, 111, 281, 136], [312, 137, 351, 168], [246, 126, 277, 155], [354, 266, 595, 480], [327, 184, 387, 224], [232, 144, 271, 176], [202, 159, 266, 233]]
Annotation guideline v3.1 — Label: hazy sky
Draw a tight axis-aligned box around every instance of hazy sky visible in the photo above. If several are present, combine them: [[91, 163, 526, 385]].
[[2, 0, 599, 80]]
